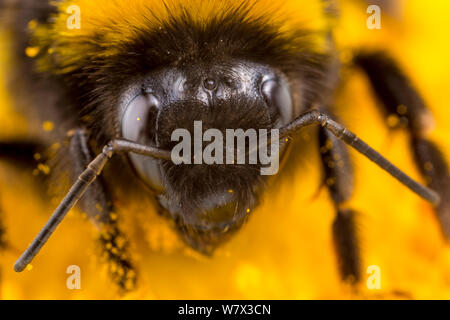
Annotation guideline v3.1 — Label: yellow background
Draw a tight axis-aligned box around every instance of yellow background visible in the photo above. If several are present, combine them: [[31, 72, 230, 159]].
[[1, 0, 450, 299]]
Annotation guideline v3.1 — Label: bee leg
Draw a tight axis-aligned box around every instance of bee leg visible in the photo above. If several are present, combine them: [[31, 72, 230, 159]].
[[355, 51, 450, 237], [319, 124, 361, 283], [68, 129, 137, 291]]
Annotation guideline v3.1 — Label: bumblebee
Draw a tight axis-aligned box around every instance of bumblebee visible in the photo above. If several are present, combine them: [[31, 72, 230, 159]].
[[0, 0, 449, 298]]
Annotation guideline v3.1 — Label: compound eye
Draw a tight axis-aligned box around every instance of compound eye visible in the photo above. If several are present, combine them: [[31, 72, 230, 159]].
[[261, 79, 293, 126], [122, 93, 159, 141], [121, 92, 164, 193]]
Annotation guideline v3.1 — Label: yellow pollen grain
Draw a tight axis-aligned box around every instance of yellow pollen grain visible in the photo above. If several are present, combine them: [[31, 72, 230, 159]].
[[125, 279, 135, 291], [387, 114, 400, 128], [42, 121, 54, 132], [51, 142, 61, 150], [228, 189, 233, 193], [126, 270, 136, 279], [137, 117, 141, 121], [397, 104, 408, 115], [326, 177, 336, 186], [109, 263, 117, 273], [37, 163, 50, 175], [25, 47, 39, 58], [33, 153, 41, 161], [424, 162, 434, 171], [28, 20, 38, 30], [26, 264, 33, 271], [246, 208, 251, 213], [116, 237, 126, 249], [95, 203, 104, 213]]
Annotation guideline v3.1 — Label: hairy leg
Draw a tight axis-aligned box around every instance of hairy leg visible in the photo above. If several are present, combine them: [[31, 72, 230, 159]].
[[68, 130, 137, 291], [355, 51, 450, 237], [318, 116, 361, 282]]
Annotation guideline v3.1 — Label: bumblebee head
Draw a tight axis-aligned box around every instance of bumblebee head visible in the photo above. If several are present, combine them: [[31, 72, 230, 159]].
[[32, 1, 331, 250], [120, 59, 295, 239]]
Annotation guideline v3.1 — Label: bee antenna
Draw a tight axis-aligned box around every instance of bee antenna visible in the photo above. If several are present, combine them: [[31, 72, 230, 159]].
[[279, 110, 440, 205], [14, 139, 171, 272]]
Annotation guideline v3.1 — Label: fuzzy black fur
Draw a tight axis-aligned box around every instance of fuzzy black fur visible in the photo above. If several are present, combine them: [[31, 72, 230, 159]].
[[157, 96, 271, 251], [42, 4, 330, 146], [319, 122, 360, 282], [332, 209, 361, 282], [354, 51, 429, 134], [412, 137, 450, 237]]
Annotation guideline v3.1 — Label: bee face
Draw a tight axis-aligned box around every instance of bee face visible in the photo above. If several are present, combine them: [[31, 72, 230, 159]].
[[119, 60, 294, 250], [17, 1, 330, 254]]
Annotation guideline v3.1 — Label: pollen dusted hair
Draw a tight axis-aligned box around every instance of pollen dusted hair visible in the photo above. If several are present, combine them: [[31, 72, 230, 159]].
[[27, 0, 332, 145]]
